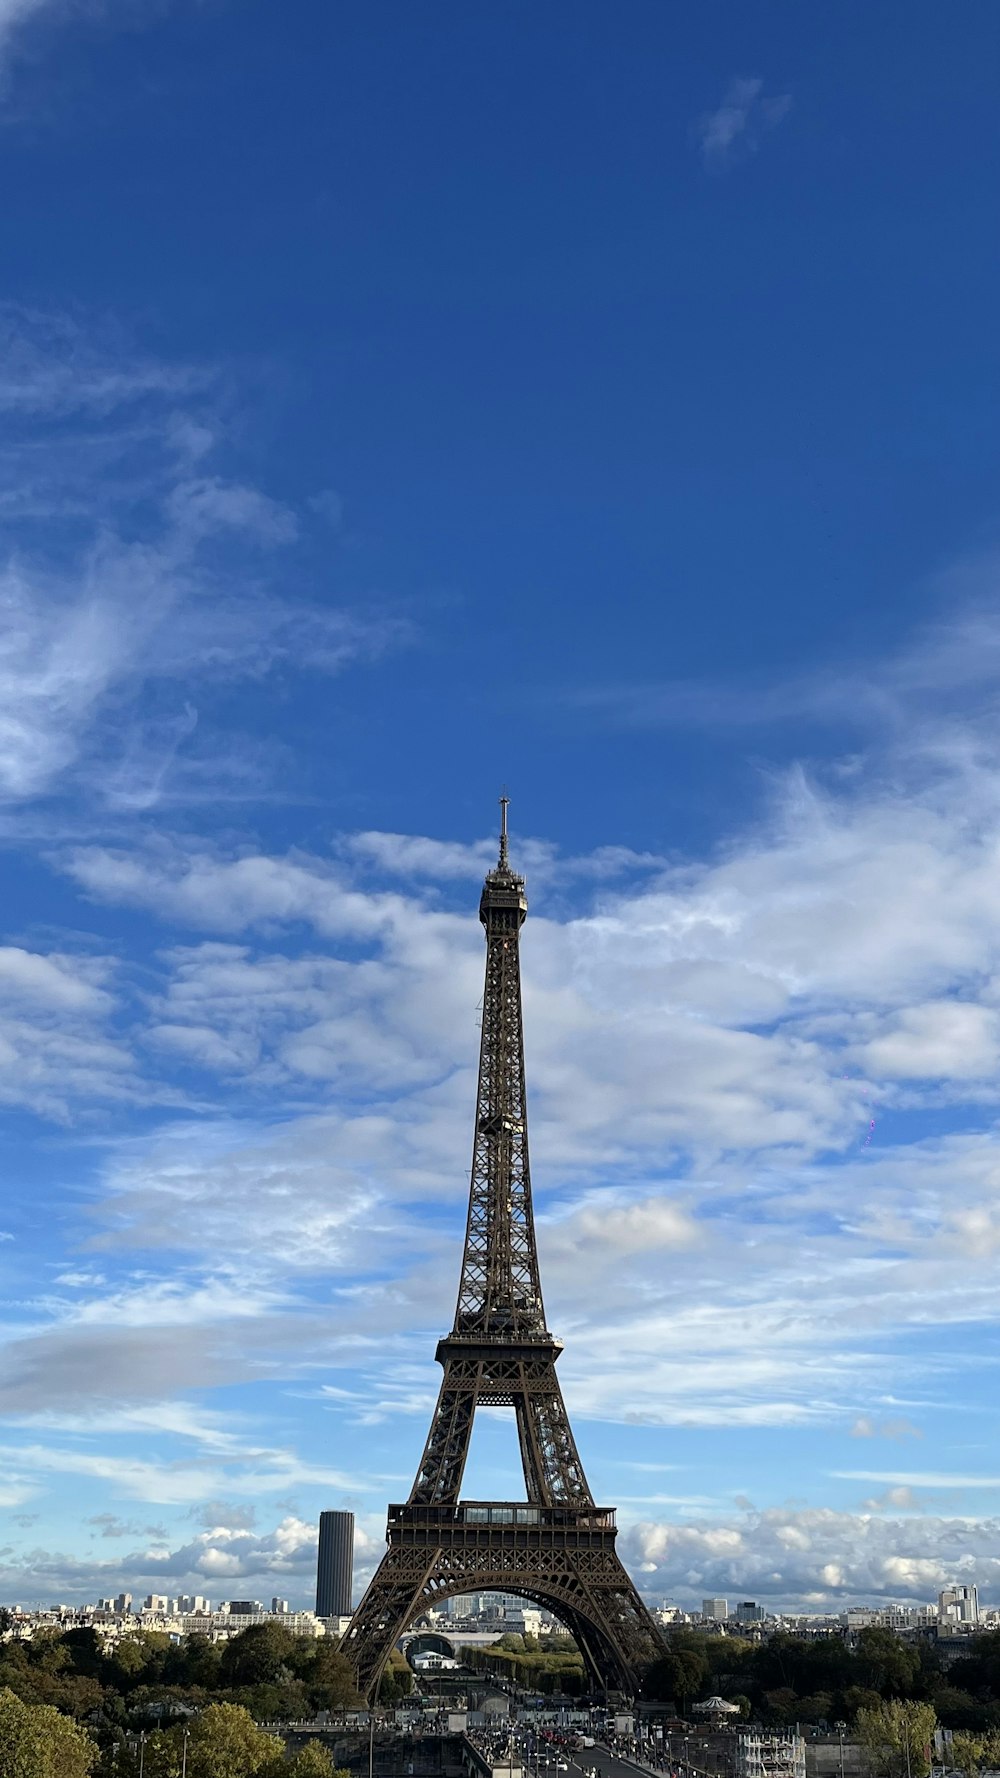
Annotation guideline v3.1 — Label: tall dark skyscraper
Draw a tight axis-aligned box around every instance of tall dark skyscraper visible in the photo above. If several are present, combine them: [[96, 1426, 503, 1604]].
[[316, 1510, 354, 1618]]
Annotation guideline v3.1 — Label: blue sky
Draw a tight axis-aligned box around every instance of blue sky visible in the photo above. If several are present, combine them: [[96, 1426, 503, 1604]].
[[2, 0, 1000, 1614]]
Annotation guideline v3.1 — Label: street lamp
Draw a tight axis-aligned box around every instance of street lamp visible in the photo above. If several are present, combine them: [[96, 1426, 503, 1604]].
[[181, 1727, 191, 1778], [138, 1732, 147, 1778], [835, 1721, 846, 1778]]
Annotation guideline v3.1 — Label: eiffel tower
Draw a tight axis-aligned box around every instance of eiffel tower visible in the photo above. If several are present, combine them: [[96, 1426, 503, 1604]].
[[340, 801, 664, 1699]]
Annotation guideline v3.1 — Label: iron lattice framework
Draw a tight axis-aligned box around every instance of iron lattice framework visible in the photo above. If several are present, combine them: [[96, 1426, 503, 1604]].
[[340, 802, 664, 1698]]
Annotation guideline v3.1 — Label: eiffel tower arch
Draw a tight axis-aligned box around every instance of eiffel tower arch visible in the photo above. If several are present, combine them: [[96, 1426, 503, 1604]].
[[340, 801, 665, 1698]]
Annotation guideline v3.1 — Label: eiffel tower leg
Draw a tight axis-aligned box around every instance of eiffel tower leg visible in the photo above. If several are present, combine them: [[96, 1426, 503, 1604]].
[[340, 1543, 443, 1699], [556, 1603, 622, 1693]]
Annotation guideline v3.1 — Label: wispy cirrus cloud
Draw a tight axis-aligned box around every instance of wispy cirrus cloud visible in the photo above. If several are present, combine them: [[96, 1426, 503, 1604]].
[[697, 76, 791, 170], [561, 578, 1000, 752], [0, 308, 411, 813], [0, 1, 169, 99], [0, 0, 71, 72], [0, 305, 201, 415]]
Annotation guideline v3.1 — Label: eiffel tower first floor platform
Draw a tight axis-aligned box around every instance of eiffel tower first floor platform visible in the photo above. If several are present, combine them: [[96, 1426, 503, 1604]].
[[339, 1500, 665, 1702]]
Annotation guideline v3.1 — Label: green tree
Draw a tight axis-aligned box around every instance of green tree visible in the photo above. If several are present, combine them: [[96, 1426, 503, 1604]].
[[304, 1641, 362, 1712], [287, 1745, 352, 1778], [950, 1734, 984, 1777], [185, 1703, 284, 1778], [219, 1624, 298, 1689], [856, 1631, 921, 1700], [796, 1692, 834, 1726], [25, 1631, 69, 1677], [110, 1640, 151, 1688], [644, 1638, 710, 1710], [112, 1729, 184, 1778], [62, 1629, 104, 1680], [952, 1632, 1000, 1702], [930, 1688, 985, 1731], [0, 1685, 97, 1778], [949, 1731, 1000, 1777], [164, 1636, 222, 1691], [845, 1687, 886, 1724], [763, 1688, 799, 1727], [377, 1662, 414, 1706], [232, 1679, 309, 1720], [857, 1699, 937, 1778]]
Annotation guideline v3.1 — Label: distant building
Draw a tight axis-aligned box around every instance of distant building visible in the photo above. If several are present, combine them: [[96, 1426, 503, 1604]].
[[222, 1600, 264, 1615], [735, 1601, 764, 1624], [272, 1597, 290, 1614], [448, 1594, 478, 1617], [114, 1593, 133, 1615], [939, 1586, 979, 1627], [316, 1511, 354, 1619], [143, 1595, 169, 1613], [736, 1733, 805, 1778], [703, 1598, 729, 1621], [177, 1596, 211, 1614], [480, 1591, 522, 1617]]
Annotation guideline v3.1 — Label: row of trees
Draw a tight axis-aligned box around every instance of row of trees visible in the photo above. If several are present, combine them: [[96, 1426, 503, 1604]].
[[645, 1628, 1000, 1731], [0, 1691, 348, 1778], [463, 1631, 586, 1694], [0, 1621, 369, 1731]]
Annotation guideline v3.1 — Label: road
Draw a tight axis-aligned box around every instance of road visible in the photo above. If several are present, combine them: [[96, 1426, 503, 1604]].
[[543, 1744, 673, 1778]]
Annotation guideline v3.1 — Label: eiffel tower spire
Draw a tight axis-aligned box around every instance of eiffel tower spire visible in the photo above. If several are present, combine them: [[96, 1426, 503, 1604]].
[[340, 803, 664, 1698], [409, 796, 590, 1508]]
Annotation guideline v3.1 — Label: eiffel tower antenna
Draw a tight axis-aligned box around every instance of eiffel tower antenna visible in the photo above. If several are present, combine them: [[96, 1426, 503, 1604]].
[[340, 803, 664, 1697]]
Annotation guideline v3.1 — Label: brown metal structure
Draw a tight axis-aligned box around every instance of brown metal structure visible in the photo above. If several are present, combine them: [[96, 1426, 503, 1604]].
[[340, 801, 664, 1698]]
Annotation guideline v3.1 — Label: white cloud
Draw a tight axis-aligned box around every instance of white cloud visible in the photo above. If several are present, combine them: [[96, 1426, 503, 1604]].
[[0, 304, 200, 411], [344, 830, 662, 887], [621, 1504, 1000, 1607], [858, 1001, 1000, 1080], [166, 476, 299, 546], [0, 945, 111, 1010], [697, 77, 791, 169], [40, 716, 1000, 1429], [564, 576, 1000, 755], [0, 944, 130, 1116], [0, 1510, 385, 1606], [849, 1415, 922, 1440], [11, 589, 1000, 1514], [835, 1470, 1000, 1489], [0, 308, 410, 811], [66, 846, 412, 939]]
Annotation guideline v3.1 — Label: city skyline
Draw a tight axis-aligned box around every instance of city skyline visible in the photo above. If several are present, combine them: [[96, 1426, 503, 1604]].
[[2, 1, 1000, 1615]]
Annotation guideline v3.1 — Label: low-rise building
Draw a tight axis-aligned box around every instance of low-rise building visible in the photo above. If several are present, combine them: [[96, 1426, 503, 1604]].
[[736, 1732, 806, 1778]]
